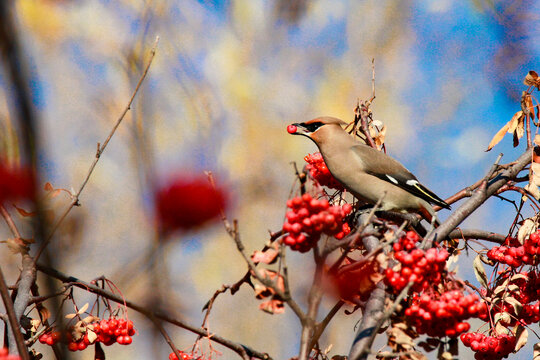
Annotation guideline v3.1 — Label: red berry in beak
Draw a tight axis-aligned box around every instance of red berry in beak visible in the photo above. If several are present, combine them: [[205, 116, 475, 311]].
[[287, 124, 297, 134]]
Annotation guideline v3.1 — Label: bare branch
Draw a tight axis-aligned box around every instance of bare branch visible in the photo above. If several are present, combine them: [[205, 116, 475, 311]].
[[426, 148, 532, 245], [36, 264, 271, 360]]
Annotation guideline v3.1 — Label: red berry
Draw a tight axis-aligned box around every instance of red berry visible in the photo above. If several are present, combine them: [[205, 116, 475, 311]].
[[286, 124, 297, 134], [68, 342, 78, 351]]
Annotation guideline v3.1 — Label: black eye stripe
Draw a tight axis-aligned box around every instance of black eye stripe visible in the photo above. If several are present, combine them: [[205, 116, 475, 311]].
[[301, 122, 324, 132]]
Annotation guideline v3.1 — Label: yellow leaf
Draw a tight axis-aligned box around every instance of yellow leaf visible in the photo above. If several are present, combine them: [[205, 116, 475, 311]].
[[486, 122, 510, 151]]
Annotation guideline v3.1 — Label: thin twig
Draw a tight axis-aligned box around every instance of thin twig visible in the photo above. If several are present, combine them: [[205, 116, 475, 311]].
[[0, 205, 22, 238], [33, 36, 160, 264], [150, 317, 183, 360]]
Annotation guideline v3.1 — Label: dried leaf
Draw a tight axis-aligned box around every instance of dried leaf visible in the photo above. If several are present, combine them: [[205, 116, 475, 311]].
[[251, 244, 279, 264], [524, 70, 540, 89], [495, 321, 508, 335], [504, 296, 523, 315], [525, 182, 540, 201], [373, 125, 386, 150], [30, 319, 41, 332], [4, 237, 31, 254], [440, 352, 453, 360], [486, 122, 510, 151], [510, 273, 529, 282], [254, 283, 273, 299], [82, 315, 97, 324], [38, 306, 50, 322], [87, 328, 98, 344], [525, 94, 536, 119], [518, 219, 536, 244], [515, 326, 528, 351], [535, 134, 540, 146], [44, 182, 54, 191], [508, 111, 523, 134], [515, 114, 526, 147], [13, 204, 36, 217], [473, 255, 489, 288], [494, 311, 511, 325], [77, 303, 89, 315], [534, 343, 540, 360], [65, 313, 77, 320], [493, 284, 507, 295], [259, 298, 285, 314]]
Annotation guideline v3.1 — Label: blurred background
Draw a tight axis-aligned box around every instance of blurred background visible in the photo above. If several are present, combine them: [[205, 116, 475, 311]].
[[1, 0, 539, 359]]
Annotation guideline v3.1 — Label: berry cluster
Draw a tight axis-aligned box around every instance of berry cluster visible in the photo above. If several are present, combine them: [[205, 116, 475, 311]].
[[460, 332, 516, 360], [0, 348, 20, 360], [169, 352, 194, 360], [385, 231, 449, 292], [487, 232, 540, 267], [155, 175, 227, 231], [404, 290, 486, 338], [478, 270, 540, 327], [282, 194, 352, 252], [39, 317, 136, 351], [303, 153, 344, 190]]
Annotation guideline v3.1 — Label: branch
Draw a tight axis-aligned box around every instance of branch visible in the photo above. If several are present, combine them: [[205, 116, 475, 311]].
[[33, 36, 160, 263], [0, 267, 29, 360], [36, 264, 271, 360], [425, 148, 532, 245], [347, 214, 386, 360], [308, 300, 345, 351], [447, 229, 506, 244], [298, 247, 325, 360], [224, 218, 306, 321]]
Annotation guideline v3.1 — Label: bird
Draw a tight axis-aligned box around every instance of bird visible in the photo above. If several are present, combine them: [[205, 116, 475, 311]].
[[287, 116, 450, 223]]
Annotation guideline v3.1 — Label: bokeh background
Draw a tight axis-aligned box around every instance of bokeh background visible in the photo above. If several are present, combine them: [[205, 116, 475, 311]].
[[1, 0, 540, 359]]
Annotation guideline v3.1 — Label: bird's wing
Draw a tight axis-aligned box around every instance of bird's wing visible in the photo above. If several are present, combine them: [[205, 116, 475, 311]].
[[351, 145, 451, 209]]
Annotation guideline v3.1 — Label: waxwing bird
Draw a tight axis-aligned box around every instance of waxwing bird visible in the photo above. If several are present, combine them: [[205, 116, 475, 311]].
[[287, 116, 450, 222]]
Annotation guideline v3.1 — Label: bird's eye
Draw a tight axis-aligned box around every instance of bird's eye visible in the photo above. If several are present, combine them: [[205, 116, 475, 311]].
[[302, 122, 324, 132]]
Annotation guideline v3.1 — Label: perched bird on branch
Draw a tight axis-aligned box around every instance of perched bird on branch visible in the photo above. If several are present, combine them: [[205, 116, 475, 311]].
[[287, 116, 450, 223]]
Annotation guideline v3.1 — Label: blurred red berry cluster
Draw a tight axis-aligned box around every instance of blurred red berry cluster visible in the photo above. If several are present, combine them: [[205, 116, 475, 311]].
[[0, 348, 20, 360], [303, 153, 344, 190], [169, 351, 194, 360], [0, 162, 34, 203], [155, 175, 227, 232]]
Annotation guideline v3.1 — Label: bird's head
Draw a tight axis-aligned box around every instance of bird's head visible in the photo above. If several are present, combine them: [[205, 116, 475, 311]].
[[287, 117, 348, 144]]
